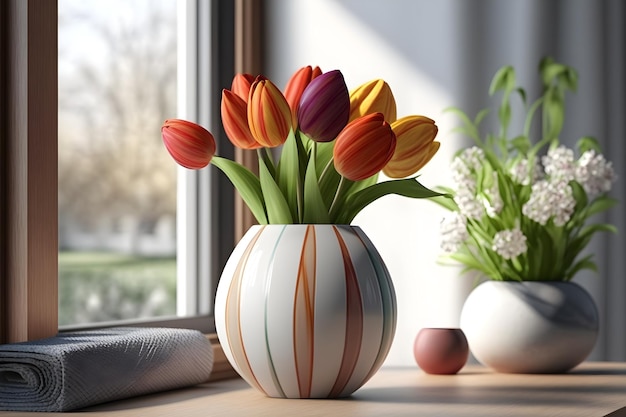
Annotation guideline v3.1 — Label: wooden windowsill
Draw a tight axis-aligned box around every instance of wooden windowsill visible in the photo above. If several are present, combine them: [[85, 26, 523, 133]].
[[2, 362, 626, 416]]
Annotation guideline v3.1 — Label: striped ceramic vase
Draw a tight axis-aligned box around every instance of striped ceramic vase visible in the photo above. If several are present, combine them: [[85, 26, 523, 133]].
[[215, 224, 397, 398]]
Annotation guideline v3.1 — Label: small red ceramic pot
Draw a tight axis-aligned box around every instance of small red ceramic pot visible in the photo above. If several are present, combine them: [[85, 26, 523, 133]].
[[413, 328, 469, 374]]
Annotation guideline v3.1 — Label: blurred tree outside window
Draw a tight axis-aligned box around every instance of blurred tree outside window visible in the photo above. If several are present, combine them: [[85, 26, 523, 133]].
[[58, 0, 179, 326]]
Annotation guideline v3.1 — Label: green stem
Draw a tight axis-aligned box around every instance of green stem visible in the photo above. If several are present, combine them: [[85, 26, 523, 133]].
[[523, 97, 544, 139], [328, 176, 350, 222], [318, 155, 335, 185], [296, 142, 315, 223]]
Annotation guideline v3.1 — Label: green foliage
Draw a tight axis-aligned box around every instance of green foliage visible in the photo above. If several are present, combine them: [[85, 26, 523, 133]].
[[213, 129, 447, 224], [440, 58, 617, 282], [58, 252, 176, 326]]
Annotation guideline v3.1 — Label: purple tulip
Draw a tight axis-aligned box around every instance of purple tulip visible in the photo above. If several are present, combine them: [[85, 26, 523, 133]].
[[297, 70, 350, 142]]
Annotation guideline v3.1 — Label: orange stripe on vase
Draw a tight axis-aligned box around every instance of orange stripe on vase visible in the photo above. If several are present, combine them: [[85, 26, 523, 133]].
[[293, 225, 317, 398], [329, 226, 364, 398], [224, 225, 268, 395]]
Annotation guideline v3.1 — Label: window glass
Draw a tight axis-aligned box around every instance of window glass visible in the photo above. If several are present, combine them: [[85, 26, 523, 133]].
[[58, 0, 179, 326]]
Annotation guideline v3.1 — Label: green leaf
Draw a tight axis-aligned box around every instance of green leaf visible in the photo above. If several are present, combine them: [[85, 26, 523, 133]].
[[563, 67, 578, 91], [277, 130, 303, 221], [474, 108, 490, 126], [315, 140, 334, 176], [569, 181, 588, 212], [347, 173, 378, 196], [302, 149, 330, 224], [541, 62, 568, 86], [565, 254, 597, 281], [539, 56, 554, 77], [315, 141, 341, 208], [449, 253, 490, 273], [259, 156, 294, 224], [585, 196, 618, 218], [489, 65, 515, 95], [579, 223, 618, 240], [211, 156, 268, 224], [515, 87, 527, 106], [564, 224, 616, 270], [542, 87, 565, 140], [336, 178, 448, 224], [539, 58, 577, 91], [498, 99, 511, 134], [431, 196, 458, 211], [444, 107, 483, 145], [577, 136, 602, 154], [510, 135, 531, 154]]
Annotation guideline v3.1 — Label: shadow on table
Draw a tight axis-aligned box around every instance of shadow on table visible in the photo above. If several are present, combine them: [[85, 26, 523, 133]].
[[347, 383, 626, 406], [569, 367, 626, 375], [80, 381, 249, 412]]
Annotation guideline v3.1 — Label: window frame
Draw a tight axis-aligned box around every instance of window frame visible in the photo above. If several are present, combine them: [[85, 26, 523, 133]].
[[0, 0, 262, 346]]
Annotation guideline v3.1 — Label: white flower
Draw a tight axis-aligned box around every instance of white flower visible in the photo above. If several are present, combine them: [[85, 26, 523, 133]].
[[522, 179, 576, 226], [542, 146, 576, 182], [451, 147, 485, 187], [456, 187, 485, 220], [510, 158, 542, 185], [575, 150, 616, 197], [482, 172, 503, 217], [440, 213, 468, 253], [492, 228, 528, 259], [451, 147, 487, 220]]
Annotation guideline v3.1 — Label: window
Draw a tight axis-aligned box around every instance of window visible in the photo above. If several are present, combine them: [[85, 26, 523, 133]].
[[0, 0, 257, 344], [57, 0, 240, 333], [58, 0, 180, 327]]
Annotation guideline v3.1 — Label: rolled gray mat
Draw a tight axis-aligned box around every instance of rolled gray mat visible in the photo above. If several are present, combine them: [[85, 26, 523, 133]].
[[0, 327, 214, 412]]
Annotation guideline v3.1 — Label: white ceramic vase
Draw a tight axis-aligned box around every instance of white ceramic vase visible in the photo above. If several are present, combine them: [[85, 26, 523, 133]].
[[214, 224, 397, 398], [460, 280, 599, 373]]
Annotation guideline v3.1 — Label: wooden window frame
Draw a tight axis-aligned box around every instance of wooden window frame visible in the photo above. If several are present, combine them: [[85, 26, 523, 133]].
[[1, 0, 59, 343], [0, 0, 262, 384]]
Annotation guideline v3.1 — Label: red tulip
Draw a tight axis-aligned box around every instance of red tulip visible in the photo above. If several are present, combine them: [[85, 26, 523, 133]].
[[383, 115, 439, 178], [162, 119, 216, 169], [297, 70, 350, 143], [221, 89, 263, 149], [247, 78, 293, 147], [230, 73, 256, 101], [284, 65, 322, 126], [333, 113, 396, 181]]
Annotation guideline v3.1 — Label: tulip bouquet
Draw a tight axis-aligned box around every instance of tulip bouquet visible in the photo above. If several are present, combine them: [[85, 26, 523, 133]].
[[162, 66, 443, 225], [436, 58, 617, 281]]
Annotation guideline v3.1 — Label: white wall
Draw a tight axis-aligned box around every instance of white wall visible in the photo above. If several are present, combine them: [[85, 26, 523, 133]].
[[265, 0, 475, 366]]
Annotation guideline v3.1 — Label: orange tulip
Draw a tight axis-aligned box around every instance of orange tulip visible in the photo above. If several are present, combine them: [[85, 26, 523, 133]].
[[221, 89, 263, 150], [247, 78, 293, 148], [333, 112, 396, 181], [383, 115, 439, 178], [349, 79, 397, 123], [161, 119, 216, 169], [284, 65, 322, 126], [230, 73, 256, 101]]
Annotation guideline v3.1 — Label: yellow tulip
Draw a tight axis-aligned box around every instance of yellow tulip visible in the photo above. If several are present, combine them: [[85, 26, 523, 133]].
[[349, 79, 397, 123], [383, 115, 439, 178], [247, 78, 293, 148]]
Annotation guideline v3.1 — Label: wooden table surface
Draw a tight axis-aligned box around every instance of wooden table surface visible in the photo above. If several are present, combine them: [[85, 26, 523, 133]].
[[2, 362, 626, 416]]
